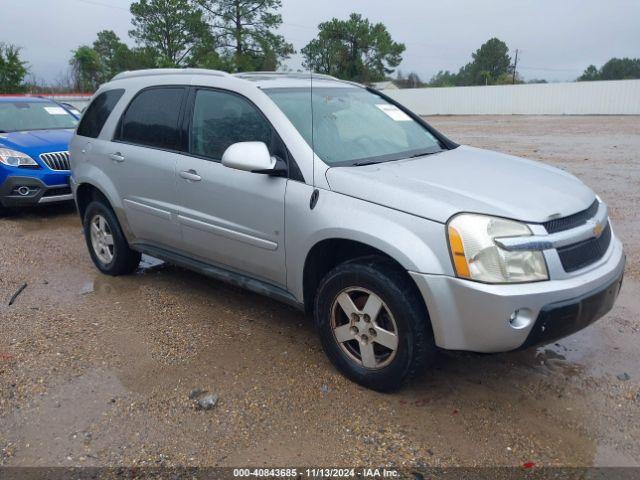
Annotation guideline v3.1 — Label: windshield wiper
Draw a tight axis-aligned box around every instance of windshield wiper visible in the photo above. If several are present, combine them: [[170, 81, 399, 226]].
[[408, 150, 441, 159], [353, 160, 382, 167], [353, 148, 443, 166]]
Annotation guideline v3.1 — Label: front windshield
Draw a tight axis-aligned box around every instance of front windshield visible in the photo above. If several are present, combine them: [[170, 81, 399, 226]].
[[265, 87, 442, 166], [0, 101, 78, 133]]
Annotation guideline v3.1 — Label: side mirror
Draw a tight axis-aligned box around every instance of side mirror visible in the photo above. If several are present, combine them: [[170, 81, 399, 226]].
[[221, 142, 287, 176]]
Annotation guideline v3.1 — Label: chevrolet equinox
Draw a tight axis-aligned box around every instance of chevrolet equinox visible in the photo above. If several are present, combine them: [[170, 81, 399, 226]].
[[70, 69, 625, 391]]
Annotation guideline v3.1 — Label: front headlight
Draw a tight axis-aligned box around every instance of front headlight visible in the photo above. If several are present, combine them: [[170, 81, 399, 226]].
[[447, 214, 548, 283], [0, 148, 38, 167]]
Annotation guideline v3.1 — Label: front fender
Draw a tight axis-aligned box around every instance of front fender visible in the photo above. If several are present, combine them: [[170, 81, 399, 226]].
[[285, 182, 454, 302]]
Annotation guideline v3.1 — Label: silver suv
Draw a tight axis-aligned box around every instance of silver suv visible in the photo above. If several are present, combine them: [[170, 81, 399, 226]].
[[70, 69, 625, 391]]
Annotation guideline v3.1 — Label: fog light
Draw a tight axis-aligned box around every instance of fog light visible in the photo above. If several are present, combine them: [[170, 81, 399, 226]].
[[17, 186, 31, 196], [509, 309, 533, 330]]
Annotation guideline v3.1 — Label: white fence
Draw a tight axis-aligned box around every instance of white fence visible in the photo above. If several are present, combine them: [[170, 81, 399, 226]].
[[384, 79, 640, 115], [32, 80, 640, 115]]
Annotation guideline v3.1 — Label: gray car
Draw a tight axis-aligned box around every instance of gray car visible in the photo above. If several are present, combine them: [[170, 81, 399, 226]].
[[70, 69, 625, 391]]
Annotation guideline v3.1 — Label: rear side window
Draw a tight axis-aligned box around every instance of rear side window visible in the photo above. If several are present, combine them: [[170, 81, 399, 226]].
[[190, 89, 273, 160], [116, 87, 185, 150], [77, 89, 124, 138]]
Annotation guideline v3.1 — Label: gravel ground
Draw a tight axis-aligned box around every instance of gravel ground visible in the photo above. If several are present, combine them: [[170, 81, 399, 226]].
[[0, 115, 639, 468]]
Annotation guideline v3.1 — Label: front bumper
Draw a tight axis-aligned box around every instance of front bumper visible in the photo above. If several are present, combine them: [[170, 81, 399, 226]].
[[0, 176, 73, 207], [518, 270, 623, 350], [410, 236, 625, 352]]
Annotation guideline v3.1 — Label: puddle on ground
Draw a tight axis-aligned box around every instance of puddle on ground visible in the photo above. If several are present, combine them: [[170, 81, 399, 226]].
[[2, 369, 130, 466], [508, 278, 640, 380], [138, 254, 166, 273], [79, 281, 94, 295], [77, 255, 166, 297]]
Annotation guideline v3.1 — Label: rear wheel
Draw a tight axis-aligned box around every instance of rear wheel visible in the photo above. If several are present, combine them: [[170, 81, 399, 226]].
[[83, 200, 141, 275], [315, 257, 435, 392]]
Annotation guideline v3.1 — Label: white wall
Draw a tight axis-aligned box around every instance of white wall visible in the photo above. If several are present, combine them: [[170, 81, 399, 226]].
[[41, 80, 640, 115], [384, 79, 640, 115]]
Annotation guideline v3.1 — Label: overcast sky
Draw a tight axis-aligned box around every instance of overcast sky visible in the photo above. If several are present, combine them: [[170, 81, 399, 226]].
[[2, 0, 639, 84]]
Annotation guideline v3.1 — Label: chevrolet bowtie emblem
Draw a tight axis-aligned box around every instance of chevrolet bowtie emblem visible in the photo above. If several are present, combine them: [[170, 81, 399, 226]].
[[593, 222, 604, 238]]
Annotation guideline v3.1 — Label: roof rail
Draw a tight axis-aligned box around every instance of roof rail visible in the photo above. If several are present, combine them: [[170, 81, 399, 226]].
[[234, 71, 363, 88], [112, 68, 230, 81], [233, 71, 336, 81]]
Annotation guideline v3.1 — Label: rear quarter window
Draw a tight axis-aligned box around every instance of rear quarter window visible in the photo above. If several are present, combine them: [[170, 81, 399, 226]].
[[77, 89, 125, 138], [115, 86, 186, 150]]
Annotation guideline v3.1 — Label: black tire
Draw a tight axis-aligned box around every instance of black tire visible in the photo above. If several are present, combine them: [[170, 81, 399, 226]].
[[83, 200, 141, 276], [314, 256, 435, 392]]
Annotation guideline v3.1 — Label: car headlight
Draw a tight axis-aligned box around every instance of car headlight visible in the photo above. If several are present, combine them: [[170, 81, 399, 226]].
[[447, 213, 548, 283], [0, 148, 38, 167]]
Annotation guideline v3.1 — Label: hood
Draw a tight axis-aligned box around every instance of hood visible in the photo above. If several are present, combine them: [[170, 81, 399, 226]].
[[325, 146, 596, 224], [0, 129, 74, 156]]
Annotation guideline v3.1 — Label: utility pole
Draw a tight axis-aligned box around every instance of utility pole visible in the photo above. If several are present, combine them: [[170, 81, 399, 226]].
[[512, 49, 519, 84]]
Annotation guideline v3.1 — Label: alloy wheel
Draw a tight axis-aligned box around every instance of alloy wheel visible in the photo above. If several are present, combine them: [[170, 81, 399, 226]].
[[330, 287, 399, 369], [90, 214, 115, 265]]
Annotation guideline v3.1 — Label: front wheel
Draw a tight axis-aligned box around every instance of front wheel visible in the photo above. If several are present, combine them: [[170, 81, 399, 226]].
[[83, 200, 141, 276], [314, 257, 435, 392]]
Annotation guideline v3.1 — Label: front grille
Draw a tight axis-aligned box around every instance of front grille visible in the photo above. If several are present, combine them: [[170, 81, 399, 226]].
[[543, 199, 599, 233], [557, 222, 612, 272], [40, 151, 70, 171]]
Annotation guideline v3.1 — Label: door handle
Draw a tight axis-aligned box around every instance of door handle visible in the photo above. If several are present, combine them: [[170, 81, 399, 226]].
[[109, 153, 125, 163], [180, 169, 202, 182]]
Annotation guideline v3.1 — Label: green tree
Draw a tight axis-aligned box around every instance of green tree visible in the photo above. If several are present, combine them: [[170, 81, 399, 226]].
[[70, 46, 102, 92], [494, 71, 523, 85], [125, 46, 161, 70], [92, 30, 130, 81], [578, 64, 600, 81], [453, 62, 472, 85], [94, 31, 160, 79], [70, 32, 159, 92], [194, 0, 293, 72], [0, 43, 29, 93], [129, 0, 209, 66], [395, 70, 424, 88], [578, 58, 640, 81], [598, 58, 640, 80], [435, 38, 512, 86], [301, 13, 405, 83], [428, 70, 458, 87], [461, 37, 511, 85], [472, 38, 511, 81]]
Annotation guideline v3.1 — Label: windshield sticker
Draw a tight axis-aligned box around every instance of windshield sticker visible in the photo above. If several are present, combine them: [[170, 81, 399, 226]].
[[44, 107, 68, 116], [376, 104, 412, 122]]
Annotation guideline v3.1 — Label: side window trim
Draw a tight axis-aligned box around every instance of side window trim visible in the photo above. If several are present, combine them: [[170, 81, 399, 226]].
[[183, 85, 305, 182], [179, 86, 197, 153], [113, 84, 189, 153]]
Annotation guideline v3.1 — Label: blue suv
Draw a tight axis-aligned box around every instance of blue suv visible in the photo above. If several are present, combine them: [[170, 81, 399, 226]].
[[0, 96, 80, 214]]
